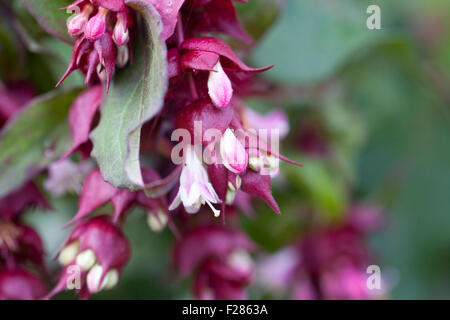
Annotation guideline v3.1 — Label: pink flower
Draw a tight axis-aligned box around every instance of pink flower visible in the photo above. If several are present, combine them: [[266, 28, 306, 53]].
[[173, 225, 255, 300], [44, 159, 93, 196], [248, 151, 280, 177], [256, 247, 299, 293], [321, 264, 370, 300], [84, 7, 108, 41], [0, 221, 46, 272], [67, 4, 93, 36], [0, 268, 47, 300], [112, 12, 130, 46], [48, 216, 130, 298], [169, 145, 221, 216], [220, 129, 248, 174], [243, 108, 290, 140]]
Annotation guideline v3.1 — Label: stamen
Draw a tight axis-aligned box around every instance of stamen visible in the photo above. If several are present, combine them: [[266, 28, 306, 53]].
[[205, 200, 221, 217]]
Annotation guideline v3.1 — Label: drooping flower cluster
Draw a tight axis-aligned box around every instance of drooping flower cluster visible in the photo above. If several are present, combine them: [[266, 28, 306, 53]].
[[58, 0, 135, 89]]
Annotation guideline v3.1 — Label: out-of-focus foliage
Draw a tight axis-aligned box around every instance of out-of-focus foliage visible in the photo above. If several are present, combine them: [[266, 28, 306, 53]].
[[0, 88, 81, 196]]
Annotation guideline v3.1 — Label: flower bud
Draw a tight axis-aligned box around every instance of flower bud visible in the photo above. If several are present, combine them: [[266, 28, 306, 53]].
[[76, 249, 96, 270], [96, 64, 107, 83], [265, 155, 280, 177], [86, 264, 103, 293], [220, 129, 248, 174], [147, 209, 168, 233], [85, 7, 108, 41], [67, 4, 94, 36], [86, 265, 119, 293], [235, 175, 242, 189], [103, 269, 119, 290], [248, 153, 279, 176], [58, 240, 80, 266], [208, 61, 233, 108], [226, 176, 242, 205], [116, 45, 129, 68], [248, 155, 264, 172], [113, 12, 130, 46], [226, 187, 237, 205]]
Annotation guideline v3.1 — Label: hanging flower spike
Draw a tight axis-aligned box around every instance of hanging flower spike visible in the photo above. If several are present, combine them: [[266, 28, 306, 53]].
[[58, 0, 186, 89], [57, 1, 134, 90], [169, 145, 221, 217]]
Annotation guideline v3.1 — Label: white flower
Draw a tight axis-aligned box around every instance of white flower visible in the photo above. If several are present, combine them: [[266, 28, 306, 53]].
[[169, 145, 221, 217]]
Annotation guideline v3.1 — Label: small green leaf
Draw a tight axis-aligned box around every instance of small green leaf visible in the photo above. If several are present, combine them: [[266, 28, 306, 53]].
[[90, 0, 168, 190], [23, 0, 73, 44], [0, 88, 82, 197]]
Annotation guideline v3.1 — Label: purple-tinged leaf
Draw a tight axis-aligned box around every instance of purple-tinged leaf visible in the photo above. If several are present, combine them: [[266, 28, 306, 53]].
[[181, 37, 273, 72], [241, 169, 280, 214], [64, 169, 118, 226], [62, 85, 103, 159], [145, 0, 185, 40]]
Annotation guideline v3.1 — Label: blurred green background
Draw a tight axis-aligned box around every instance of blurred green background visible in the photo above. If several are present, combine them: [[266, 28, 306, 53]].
[[13, 0, 450, 299]]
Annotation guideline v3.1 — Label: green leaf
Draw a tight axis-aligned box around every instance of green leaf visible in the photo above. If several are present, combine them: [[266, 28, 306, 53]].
[[90, 0, 168, 190], [23, 0, 73, 44], [0, 88, 82, 197], [251, 0, 385, 84]]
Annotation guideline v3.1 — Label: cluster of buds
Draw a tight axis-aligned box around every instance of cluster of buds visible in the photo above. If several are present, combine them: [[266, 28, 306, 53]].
[[58, 0, 134, 89], [256, 205, 386, 300], [48, 216, 130, 298], [174, 226, 255, 300]]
